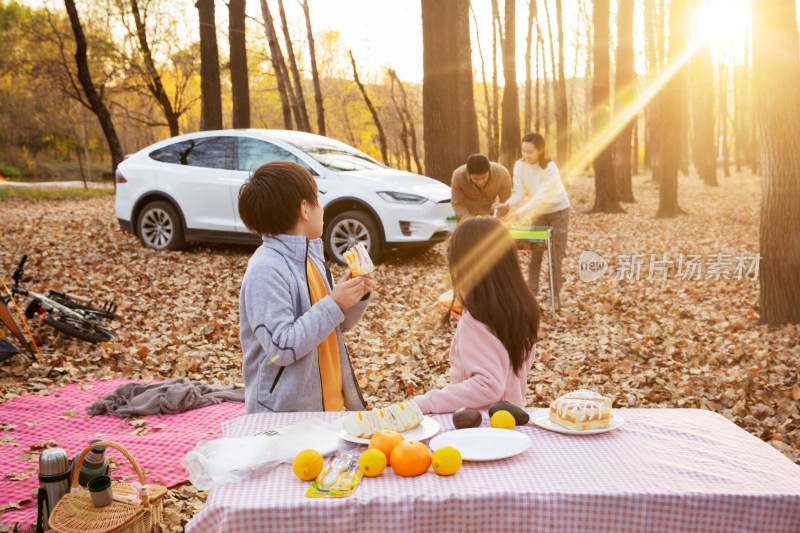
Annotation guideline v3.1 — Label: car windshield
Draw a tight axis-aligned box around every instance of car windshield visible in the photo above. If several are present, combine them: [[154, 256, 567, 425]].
[[296, 144, 385, 171]]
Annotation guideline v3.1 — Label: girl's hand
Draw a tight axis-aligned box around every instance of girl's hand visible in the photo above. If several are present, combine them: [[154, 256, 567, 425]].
[[492, 201, 509, 210], [360, 273, 375, 294], [338, 270, 353, 283], [450, 309, 462, 321]]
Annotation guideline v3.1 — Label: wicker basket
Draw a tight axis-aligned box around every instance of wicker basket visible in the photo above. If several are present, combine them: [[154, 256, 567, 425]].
[[48, 440, 167, 533]]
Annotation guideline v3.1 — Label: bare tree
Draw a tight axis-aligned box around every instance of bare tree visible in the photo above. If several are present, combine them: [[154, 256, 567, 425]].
[[348, 51, 387, 164], [751, 0, 800, 325], [229, 0, 250, 128], [656, 0, 688, 218], [499, 0, 521, 169], [299, 0, 325, 135], [554, 0, 568, 165], [195, 0, 222, 130], [63, 0, 123, 170], [471, 3, 494, 157], [523, 0, 536, 134], [690, 34, 718, 186], [421, 0, 479, 183], [718, 50, 731, 177], [277, 0, 310, 131], [590, 0, 622, 213], [260, 0, 293, 128], [388, 69, 422, 174], [490, 0, 501, 161], [613, 0, 635, 202]]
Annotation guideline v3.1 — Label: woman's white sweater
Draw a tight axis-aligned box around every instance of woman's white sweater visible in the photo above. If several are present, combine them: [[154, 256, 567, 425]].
[[507, 160, 570, 217]]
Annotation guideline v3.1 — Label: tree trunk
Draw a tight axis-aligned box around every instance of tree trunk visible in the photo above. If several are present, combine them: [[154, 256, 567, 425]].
[[535, 20, 542, 133], [541, 31, 550, 139], [691, 41, 718, 186], [229, 0, 250, 129], [300, 0, 325, 135], [499, 0, 521, 169], [260, 0, 293, 129], [733, 46, 741, 172], [130, 0, 181, 135], [656, 0, 688, 218], [752, 0, 800, 325], [544, 0, 557, 146], [196, 0, 223, 130], [471, 3, 494, 157], [421, 0, 479, 184], [348, 51, 388, 164], [63, 0, 124, 171], [718, 52, 731, 177], [554, 0, 568, 165], [613, 0, 635, 202], [277, 0, 311, 132], [643, 0, 657, 169], [590, 0, 622, 213], [490, 0, 501, 161], [524, 0, 536, 135]]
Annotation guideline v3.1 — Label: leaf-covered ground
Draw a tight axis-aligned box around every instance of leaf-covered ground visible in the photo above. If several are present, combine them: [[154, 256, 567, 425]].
[[1, 170, 798, 530]]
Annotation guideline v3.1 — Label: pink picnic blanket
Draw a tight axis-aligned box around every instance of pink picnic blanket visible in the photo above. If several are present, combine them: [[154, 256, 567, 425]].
[[0, 379, 245, 530]]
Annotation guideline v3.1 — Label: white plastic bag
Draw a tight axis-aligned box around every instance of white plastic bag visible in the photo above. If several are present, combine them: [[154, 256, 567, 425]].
[[181, 417, 350, 490]]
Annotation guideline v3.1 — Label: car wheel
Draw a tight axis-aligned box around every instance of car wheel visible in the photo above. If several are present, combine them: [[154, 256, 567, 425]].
[[136, 201, 185, 250], [324, 210, 383, 265]]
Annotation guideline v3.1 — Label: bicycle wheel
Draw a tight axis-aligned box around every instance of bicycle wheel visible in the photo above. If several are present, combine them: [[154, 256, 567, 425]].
[[45, 313, 116, 343]]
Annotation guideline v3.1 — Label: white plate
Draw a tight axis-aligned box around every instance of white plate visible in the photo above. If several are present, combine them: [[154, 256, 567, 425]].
[[530, 408, 624, 435], [330, 416, 440, 445], [428, 428, 532, 461]]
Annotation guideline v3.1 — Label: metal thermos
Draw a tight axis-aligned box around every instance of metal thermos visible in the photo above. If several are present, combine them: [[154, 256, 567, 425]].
[[73, 440, 109, 487], [37, 447, 70, 533]]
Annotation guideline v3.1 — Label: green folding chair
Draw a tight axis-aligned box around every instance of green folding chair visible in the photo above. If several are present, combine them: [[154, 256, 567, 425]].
[[508, 226, 556, 316]]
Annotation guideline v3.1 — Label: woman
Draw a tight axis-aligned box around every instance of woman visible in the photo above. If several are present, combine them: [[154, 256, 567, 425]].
[[493, 132, 570, 311]]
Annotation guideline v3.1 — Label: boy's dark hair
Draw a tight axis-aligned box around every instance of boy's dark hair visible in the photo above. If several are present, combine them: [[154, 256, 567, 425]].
[[466, 154, 491, 175], [446, 216, 539, 375], [238, 161, 318, 236]]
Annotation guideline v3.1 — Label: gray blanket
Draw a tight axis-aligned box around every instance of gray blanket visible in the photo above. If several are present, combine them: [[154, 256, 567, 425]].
[[86, 378, 245, 417]]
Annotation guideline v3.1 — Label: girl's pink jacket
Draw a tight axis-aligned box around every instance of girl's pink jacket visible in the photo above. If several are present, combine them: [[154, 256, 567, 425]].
[[413, 311, 535, 414]]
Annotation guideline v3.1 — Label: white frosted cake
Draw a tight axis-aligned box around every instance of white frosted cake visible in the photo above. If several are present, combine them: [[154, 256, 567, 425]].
[[340, 401, 423, 439], [343, 242, 374, 276], [549, 390, 613, 430]]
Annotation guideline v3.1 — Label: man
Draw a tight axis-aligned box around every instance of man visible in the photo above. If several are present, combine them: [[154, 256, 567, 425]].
[[450, 154, 512, 219]]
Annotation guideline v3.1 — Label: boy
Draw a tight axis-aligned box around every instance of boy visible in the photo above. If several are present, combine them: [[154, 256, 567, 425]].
[[238, 161, 373, 413]]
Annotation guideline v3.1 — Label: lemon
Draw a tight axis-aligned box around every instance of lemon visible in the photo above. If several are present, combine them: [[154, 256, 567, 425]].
[[358, 448, 387, 477], [292, 449, 324, 481], [431, 446, 462, 476], [490, 410, 516, 429]]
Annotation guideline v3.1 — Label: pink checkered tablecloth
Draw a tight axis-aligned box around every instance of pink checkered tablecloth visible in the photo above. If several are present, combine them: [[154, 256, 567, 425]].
[[185, 409, 800, 533]]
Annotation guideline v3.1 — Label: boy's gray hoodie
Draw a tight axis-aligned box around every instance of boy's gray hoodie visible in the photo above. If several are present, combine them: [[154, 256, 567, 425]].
[[240, 234, 369, 413]]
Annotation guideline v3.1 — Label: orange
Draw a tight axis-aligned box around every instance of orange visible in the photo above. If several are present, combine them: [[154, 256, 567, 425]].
[[368, 430, 405, 465], [390, 440, 431, 477]]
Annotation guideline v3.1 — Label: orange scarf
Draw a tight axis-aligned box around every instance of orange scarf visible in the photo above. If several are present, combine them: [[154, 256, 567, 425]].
[[306, 258, 344, 411]]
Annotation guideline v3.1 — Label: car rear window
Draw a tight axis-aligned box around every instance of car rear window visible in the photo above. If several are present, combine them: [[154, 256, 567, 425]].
[[149, 137, 234, 169]]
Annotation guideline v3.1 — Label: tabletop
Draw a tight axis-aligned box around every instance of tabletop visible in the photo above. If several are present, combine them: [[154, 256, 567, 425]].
[[185, 408, 800, 533]]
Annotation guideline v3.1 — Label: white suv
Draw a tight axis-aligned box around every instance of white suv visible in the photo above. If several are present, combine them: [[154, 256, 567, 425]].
[[114, 130, 454, 263]]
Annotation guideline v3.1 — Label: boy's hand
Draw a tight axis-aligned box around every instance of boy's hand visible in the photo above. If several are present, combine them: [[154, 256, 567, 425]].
[[331, 276, 368, 310]]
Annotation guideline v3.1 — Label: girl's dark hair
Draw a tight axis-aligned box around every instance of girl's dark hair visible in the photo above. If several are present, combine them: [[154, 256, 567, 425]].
[[238, 161, 318, 236], [446, 216, 540, 375], [522, 131, 551, 169]]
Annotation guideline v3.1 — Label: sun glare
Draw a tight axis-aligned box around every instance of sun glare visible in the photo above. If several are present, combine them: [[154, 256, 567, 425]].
[[696, 0, 750, 49]]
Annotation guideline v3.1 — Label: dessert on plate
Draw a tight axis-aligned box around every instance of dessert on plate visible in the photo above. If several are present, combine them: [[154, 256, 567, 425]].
[[549, 389, 612, 430], [341, 401, 424, 439], [343, 242, 374, 277]]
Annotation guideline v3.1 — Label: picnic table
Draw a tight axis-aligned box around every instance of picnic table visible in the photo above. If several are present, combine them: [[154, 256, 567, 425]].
[[185, 409, 800, 533]]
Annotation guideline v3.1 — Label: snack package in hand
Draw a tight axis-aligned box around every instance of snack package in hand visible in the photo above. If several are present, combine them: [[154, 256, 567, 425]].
[[343, 242, 374, 276], [437, 289, 463, 314]]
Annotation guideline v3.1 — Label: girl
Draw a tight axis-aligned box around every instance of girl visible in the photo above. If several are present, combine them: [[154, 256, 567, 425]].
[[493, 132, 570, 311], [413, 217, 539, 414]]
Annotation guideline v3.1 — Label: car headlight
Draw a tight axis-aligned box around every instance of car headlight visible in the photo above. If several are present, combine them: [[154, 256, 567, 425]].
[[376, 191, 428, 204]]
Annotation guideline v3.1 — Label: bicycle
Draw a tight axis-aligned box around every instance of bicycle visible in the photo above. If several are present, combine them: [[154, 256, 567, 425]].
[[4, 255, 119, 343]]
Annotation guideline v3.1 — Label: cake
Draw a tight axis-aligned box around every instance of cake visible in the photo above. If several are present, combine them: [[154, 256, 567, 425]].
[[340, 401, 424, 439], [437, 289, 463, 314], [549, 390, 612, 430], [343, 242, 374, 276]]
